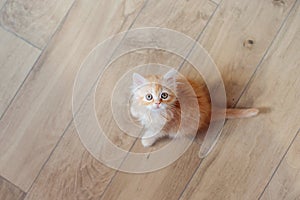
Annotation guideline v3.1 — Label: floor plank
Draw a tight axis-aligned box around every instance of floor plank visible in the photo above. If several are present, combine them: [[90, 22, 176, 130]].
[[260, 131, 300, 200], [260, 3, 300, 199], [24, 124, 116, 200], [0, 176, 25, 200], [197, 0, 296, 106], [0, 0, 75, 49], [101, 143, 201, 200], [1, 0, 298, 199], [210, 0, 221, 5], [100, 0, 296, 199], [0, 0, 145, 191], [132, 0, 216, 38], [0, 27, 40, 117], [181, 1, 300, 199], [24, 0, 216, 199], [0, 0, 6, 9], [25, 50, 185, 200]]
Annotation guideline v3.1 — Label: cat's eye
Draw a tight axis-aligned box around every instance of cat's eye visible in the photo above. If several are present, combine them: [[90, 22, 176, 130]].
[[160, 92, 168, 99], [145, 94, 153, 101]]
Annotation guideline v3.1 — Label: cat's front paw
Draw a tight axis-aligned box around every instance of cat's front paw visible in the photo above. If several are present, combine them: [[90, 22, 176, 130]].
[[141, 137, 156, 147]]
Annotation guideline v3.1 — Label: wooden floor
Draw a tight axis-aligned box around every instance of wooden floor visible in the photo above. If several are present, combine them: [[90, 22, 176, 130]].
[[0, 0, 299, 199]]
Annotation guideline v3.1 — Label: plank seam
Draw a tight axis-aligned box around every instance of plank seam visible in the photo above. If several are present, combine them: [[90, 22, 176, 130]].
[[0, 0, 41, 50], [39, 0, 77, 51], [258, 128, 300, 200], [0, 1, 78, 191], [96, 0, 221, 199], [0, 0, 7, 11], [98, 1, 221, 199], [24, 0, 150, 196], [177, 0, 298, 199], [178, 0, 221, 71], [0, 0, 76, 50], [24, 118, 74, 194], [0, 0, 77, 122], [174, 3, 223, 200], [232, 0, 299, 108], [177, 158, 204, 200], [0, 175, 26, 197], [0, 41, 41, 122], [208, 0, 219, 6], [4, 0, 79, 193], [99, 137, 140, 200], [0, 25, 41, 50]]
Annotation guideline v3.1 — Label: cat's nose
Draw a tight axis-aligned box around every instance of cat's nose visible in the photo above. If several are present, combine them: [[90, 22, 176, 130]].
[[155, 102, 160, 108]]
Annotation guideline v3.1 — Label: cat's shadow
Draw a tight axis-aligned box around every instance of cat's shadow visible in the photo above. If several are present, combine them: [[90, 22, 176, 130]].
[[215, 75, 269, 111]]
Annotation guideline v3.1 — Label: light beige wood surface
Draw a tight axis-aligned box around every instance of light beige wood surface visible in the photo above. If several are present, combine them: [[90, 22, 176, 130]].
[[25, 0, 216, 199], [0, 0, 6, 9], [25, 49, 185, 200], [210, 0, 221, 5], [197, 0, 296, 106], [0, 0, 75, 49], [0, 176, 25, 200], [0, 27, 40, 117], [259, 3, 300, 199], [181, 1, 300, 199], [0, 0, 145, 191], [24, 124, 117, 200], [100, 0, 297, 199], [261, 132, 300, 200], [0, 0, 299, 199], [132, 0, 216, 38]]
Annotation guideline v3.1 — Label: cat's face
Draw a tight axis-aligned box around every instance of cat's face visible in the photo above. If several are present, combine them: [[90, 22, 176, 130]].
[[131, 69, 178, 112]]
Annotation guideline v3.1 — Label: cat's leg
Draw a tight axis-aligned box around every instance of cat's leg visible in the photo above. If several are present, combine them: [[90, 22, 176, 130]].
[[141, 136, 156, 147], [141, 130, 164, 147]]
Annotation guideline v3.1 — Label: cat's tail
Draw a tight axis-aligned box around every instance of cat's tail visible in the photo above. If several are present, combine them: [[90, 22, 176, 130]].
[[211, 108, 259, 121], [225, 108, 259, 119]]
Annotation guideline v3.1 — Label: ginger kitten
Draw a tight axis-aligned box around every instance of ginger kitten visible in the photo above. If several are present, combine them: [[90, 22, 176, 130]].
[[130, 69, 259, 147]]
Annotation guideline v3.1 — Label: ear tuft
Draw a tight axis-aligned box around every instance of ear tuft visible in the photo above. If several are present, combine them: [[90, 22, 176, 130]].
[[163, 69, 178, 91], [133, 73, 147, 87]]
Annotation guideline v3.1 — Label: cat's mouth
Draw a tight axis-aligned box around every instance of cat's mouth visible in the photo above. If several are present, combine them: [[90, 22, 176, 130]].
[[152, 105, 164, 111]]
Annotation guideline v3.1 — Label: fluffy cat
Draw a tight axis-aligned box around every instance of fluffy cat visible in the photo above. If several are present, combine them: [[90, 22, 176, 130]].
[[130, 69, 259, 147]]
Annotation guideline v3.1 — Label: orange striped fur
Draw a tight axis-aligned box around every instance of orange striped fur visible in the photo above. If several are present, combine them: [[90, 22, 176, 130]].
[[130, 69, 259, 147]]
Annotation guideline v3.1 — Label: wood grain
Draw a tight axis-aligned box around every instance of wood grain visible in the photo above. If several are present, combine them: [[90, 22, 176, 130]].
[[181, 1, 300, 199], [260, 132, 300, 200], [198, 0, 296, 106], [24, 124, 116, 200], [25, 49, 185, 200], [0, 0, 6, 10], [0, 176, 25, 200], [102, 143, 201, 200], [24, 0, 216, 199], [132, 0, 216, 38], [0, 27, 40, 117], [1, 0, 299, 199], [0, 0, 145, 191], [0, 0, 75, 49], [210, 0, 221, 5], [260, 3, 300, 199], [100, 0, 297, 199]]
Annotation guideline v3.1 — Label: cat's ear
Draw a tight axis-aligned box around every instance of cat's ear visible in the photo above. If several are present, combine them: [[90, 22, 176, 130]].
[[163, 69, 178, 90], [132, 73, 147, 87]]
